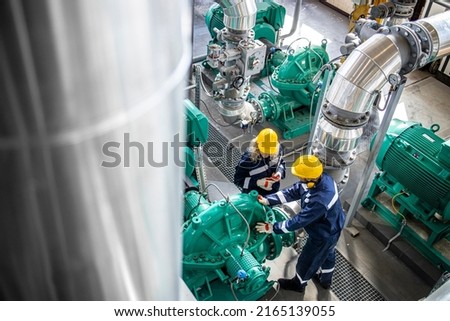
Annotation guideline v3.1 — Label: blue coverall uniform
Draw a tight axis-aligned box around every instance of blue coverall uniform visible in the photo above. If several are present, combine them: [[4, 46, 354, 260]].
[[234, 150, 286, 196], [265, 172, 345, 288]]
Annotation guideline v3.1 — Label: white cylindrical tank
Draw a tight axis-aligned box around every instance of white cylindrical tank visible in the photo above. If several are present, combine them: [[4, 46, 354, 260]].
[[0, 0, 191, 300]]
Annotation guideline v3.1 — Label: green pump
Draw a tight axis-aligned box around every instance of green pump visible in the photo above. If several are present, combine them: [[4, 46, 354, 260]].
[[250, 40, 330, 139], [183, 190, 295, 301]]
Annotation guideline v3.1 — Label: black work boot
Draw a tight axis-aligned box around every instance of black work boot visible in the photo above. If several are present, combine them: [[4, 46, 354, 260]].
[[313, 273, 331, 289], [278, 277, 305, 293]]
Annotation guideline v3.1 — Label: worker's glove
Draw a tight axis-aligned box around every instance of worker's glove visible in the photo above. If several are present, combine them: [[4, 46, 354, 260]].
[[257, 195, 269, 206], [271, 172, 282, 181], [257, 177, 278, 190], [255, 222, 273, 234], [257, 178, 273, 191]]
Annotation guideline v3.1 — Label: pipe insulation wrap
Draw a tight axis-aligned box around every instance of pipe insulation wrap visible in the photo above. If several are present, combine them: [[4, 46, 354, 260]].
[[326, 34, 402, 115], [215, 0, 257, 31], [326, 11, 450, 118], [417, 11, 450, 60]]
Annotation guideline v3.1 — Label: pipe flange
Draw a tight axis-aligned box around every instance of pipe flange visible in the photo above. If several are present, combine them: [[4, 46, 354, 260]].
[[238, 36, 257, 50], [265, 234, 282, 260], [248, 98, 265, 124], [322, 102, 371, 128], [221, 28, 254, 45], [258, 92, 280, 121], [403, 21, 436, 65], [379, 24, 422, 75]]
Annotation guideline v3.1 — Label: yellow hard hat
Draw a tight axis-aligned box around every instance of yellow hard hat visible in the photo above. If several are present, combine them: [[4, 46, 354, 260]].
[[256, 128, 279, 155], [291, 155, 323, 179]]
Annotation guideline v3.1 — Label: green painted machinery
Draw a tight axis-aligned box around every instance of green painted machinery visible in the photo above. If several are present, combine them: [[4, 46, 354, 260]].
[[182, 190, 295, 301], [250, 41, 330, 139], [203, 1, 286, 78], [183, 99, 295, 300], [362, 119, 450, 271], [202, 2, 332, 139], [184, 99, 209, 186], [205, 1, 286, 45]]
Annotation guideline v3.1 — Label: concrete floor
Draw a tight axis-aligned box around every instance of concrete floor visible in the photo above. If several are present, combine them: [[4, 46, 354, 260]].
[[190, 0, 450, 301]]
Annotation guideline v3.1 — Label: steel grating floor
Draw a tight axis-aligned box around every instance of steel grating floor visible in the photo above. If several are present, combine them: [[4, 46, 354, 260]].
[[205, 123, 386, 301]]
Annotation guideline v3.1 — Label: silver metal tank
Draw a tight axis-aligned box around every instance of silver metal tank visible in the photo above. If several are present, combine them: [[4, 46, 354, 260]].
[[0, 0, 191, 300]]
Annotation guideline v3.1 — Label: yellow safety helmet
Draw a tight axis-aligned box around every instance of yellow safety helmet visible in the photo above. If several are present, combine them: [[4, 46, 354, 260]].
[[291, 155, 323, 180], [256, 128, 279, 155]]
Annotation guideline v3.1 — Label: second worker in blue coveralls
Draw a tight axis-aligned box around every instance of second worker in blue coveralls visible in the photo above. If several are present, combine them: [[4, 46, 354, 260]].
[[255, 155, 345, 293]]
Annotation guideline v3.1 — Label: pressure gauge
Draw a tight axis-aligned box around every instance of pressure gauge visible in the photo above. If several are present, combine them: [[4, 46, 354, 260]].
[[388, 73, 401, 86]]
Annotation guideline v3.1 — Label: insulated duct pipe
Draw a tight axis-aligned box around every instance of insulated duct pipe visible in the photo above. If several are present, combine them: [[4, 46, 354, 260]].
[[0, 0, 191, 300], [215, 0, 257, 31], [312, 10, 450, 183]]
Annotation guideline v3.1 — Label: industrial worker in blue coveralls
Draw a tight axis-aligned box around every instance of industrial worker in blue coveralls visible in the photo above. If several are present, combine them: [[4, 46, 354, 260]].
[[234, 128, 286, 196], [255, 155, 345, 293]]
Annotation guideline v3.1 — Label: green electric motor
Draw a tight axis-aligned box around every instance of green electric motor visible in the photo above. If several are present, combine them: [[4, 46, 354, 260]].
[[375, 119, 450, 221], [182, 190, 295, 301], [363, 118, 450, 271]]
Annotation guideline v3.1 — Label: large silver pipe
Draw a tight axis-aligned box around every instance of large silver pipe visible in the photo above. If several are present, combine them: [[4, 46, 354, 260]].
[[415, 13, 450, 61], [326, 34, 403, 116], [314, 33, 403, 171], [215, 0, 257, 31], [314, 10, 450, 184], [0, 0, 191, 300], [328, 10, 450, 120]]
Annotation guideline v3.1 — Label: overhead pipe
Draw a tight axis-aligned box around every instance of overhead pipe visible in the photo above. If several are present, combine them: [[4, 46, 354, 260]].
[[310, 10, 450, 219], [312, 32, 404, 184], [215, 0, 257, 31], [335, 10, 450, 108]]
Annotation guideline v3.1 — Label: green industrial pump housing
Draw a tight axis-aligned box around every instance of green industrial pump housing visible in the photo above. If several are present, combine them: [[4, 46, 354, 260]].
[[203, 0, 331, 139], [183, 190, 295, 301], [183, 99, 295, 300], [250, 40, 330, 139], [362, 119, 450, 271]]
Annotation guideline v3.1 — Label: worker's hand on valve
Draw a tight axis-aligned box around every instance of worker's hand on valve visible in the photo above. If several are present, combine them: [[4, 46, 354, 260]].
[[256, 178, 273, 191], [255, 222, 273, 234]]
